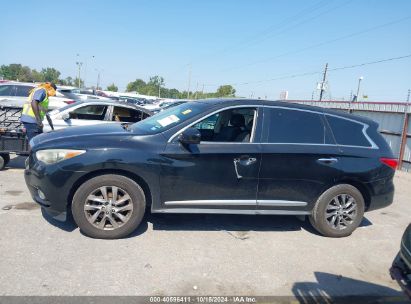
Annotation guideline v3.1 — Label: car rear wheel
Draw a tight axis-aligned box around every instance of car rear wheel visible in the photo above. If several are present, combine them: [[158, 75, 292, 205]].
[[0, 153, 10, 170], [309, 184, 365, 237], [71, 174, 146, 239]]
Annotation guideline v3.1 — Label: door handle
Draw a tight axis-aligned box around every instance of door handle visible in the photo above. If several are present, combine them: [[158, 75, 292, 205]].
[[233, 156, 258, 179], [317, 157, 338, 164], [233, 158, 243, 179], [234, 157, 257, 166]]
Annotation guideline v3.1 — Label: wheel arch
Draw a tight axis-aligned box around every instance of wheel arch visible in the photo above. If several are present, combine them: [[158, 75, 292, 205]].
[[326, 179, 371, 211], [67, 169, 153, 209]]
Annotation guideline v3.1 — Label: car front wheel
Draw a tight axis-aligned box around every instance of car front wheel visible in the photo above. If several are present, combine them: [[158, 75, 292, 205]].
[[72, 174, 146, 239], [309, 184, 365, 237]]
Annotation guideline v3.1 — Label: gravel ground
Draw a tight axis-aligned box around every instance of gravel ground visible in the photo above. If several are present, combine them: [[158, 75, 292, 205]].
[[0, 156, 410, 301]]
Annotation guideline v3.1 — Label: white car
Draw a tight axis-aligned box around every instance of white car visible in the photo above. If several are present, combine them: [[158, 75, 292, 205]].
[[43, 100, 153, 132], [0, 81, 77, 109]]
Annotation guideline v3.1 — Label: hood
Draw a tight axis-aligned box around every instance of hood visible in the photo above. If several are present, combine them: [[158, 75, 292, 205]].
[[31, 123, 135, 147]]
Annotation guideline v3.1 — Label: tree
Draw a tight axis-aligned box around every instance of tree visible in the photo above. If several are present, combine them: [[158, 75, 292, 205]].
[[40, 67, 61, 83], [148, 75, 164, 87], [106, 83, 118, 92], [72, 77, 84, 88], [126, 79, 146, 92], [216, 85, 236, 97], [0, 64, 34, 82]]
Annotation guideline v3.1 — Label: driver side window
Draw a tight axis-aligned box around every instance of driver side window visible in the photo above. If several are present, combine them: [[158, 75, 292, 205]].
[[192, 107, 256, 143]]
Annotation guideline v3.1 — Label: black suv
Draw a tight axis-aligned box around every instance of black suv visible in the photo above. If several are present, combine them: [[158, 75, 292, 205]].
[[24, 99, 396, 239]]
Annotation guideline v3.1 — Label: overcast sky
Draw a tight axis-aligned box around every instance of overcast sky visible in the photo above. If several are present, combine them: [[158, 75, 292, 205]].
[[1, 0, 410, 101]]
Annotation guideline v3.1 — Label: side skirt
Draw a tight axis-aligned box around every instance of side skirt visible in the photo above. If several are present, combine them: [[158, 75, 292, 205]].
[[152, 208, 311, 215]]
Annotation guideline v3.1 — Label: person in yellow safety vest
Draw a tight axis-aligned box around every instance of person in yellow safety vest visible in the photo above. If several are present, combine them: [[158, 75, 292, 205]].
[[20, 82, 57, 141]]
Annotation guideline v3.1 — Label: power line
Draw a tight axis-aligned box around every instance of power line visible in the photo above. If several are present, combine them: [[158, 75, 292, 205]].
[[196, 0, 331, 60], [204, 54, 411, 87], [175, 0, 337, 74], [219, 15, 411, 73], [227, 0, 354, 55]]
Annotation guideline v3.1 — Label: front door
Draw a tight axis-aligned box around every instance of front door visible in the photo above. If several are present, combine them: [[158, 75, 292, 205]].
[[158, 106, 262, 212]]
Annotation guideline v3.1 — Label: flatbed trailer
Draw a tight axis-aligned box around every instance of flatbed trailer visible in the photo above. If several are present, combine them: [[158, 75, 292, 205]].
[[0, 105, 29, 169]]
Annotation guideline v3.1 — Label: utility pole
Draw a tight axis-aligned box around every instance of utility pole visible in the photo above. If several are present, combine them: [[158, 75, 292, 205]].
[[194, 82, 199, 100], [201, 84, 204, 98], [355, 76, 364, 102], [319, 63, 328, 101], [398, 89, 411, 170], [76, 61, 83, 88], [187, 64, 192, 99]]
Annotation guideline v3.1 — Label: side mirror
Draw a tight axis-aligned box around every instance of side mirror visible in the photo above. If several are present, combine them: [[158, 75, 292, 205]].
[[178, 128, 201, 145], [61, 113, 70, 121]]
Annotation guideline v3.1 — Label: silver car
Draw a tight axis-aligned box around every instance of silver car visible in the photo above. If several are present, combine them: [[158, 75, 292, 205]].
[[43, 100, 152, 132], [0, 81, 77, 109]]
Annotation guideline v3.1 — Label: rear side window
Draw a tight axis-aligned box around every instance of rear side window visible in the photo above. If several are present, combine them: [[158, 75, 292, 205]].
[[265, 108, 328, 144], [326, 115, 371, 147], [0, 85, 14, 96], [15, 85, 33, 97]]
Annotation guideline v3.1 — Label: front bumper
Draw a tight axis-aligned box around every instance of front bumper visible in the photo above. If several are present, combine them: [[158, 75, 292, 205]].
[[390, 253, 411, 299], [24, 155, 85, 221]]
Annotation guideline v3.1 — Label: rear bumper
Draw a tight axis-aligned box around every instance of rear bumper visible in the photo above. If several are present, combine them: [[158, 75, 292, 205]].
[[390, 253, 411, 299], [366, 177, 395, 211]]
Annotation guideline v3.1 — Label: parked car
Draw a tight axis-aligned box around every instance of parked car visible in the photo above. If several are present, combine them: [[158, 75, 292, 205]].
[[25, 99, 396, 239], [57, 86, 112, 102], [390, 224, 411, 299], [151, 100, 188, 114], [0, 82, 76, 109], [43, 100, 152, 132]]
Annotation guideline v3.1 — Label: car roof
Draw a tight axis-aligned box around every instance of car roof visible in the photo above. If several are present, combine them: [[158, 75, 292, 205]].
[[193, 98, 377, 125], [0, 81, 36, 86], [61, 100, 153, 114]]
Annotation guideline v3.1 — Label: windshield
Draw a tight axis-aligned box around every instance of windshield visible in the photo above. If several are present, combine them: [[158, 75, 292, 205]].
[[132, 101, 208, 134]]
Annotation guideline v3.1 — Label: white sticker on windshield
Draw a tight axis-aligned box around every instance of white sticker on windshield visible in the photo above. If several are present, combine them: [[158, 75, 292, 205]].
[[157, 114, 180, 127]]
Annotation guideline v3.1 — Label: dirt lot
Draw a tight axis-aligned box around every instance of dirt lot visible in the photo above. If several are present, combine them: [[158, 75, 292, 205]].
[[0, 156, 410, 300]]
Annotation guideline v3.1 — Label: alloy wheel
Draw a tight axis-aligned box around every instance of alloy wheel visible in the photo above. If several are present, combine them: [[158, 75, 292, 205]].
[[83, 186, 133, 230], [325, 194, 357, 230]]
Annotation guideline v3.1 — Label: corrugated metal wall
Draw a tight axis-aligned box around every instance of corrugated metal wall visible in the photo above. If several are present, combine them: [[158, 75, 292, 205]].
[[288, 100, 411, 172]]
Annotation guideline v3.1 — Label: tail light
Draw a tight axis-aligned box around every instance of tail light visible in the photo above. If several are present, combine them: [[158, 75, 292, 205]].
[[380, 158, 398, 170], [64, 100, 76, 104]]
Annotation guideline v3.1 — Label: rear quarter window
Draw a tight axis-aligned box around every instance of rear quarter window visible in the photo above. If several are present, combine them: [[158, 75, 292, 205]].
[[326, 115, 371, 147], [264, 108, 330, 144], [0, 85, 14, 96]]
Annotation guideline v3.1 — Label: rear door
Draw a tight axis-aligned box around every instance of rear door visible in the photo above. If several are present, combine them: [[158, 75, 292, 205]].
[[257, 106, 342, 213]]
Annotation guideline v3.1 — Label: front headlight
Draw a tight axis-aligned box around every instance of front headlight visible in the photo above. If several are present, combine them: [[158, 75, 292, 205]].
[[35, 149, 86, 164]]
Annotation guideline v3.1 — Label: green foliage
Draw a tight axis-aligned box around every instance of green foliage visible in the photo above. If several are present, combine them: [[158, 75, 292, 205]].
[[0, 64, 237, 99], [40, 67, 61, 83], [107, 83, 118, 92], [0, 64, 34, 82], [126, 79, 146, 92], [72, 77, 84, 88], [216, 85, 236, 97]]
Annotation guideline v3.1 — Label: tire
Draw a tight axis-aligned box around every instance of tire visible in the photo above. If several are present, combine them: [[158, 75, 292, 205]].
[[72, 174, 146, 239], [0, 153, 9, 170], [309, 184, 365, 238]]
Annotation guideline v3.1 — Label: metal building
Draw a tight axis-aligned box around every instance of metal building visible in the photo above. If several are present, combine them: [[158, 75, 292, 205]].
[[286, 100, 411, 172]]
